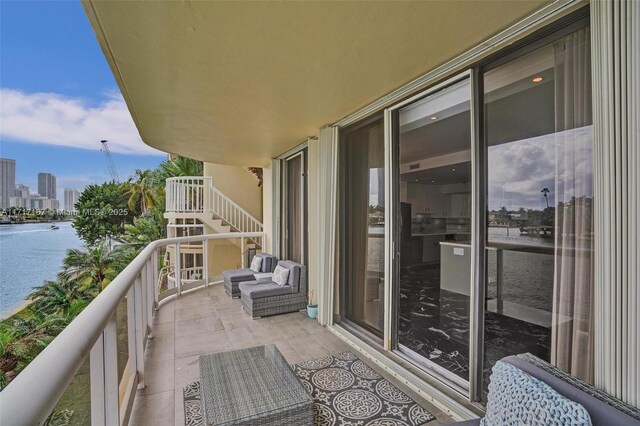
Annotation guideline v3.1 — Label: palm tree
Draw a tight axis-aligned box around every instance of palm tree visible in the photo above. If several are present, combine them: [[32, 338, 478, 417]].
[[541, 187, 550, 208], [59, 241, 118, 290], [29, 278, 93, 316], [127, 169, 155, 213], [151, 156, 203, 188]]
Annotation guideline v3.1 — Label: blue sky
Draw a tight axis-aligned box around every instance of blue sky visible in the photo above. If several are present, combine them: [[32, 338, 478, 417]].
[[0, 1, 165, 199]]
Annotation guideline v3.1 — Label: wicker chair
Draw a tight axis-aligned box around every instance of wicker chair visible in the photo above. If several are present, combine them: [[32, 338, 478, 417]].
[[239, 260, 307, 319], [222, 253, 277, 298]]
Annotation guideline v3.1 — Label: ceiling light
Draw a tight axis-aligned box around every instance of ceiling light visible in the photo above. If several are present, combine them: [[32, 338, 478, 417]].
[[430, 116, 438, 120], [532, 76, 544, 83]]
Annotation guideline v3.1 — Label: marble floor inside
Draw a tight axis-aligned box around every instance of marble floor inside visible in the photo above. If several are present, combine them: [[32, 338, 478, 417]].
[[129, 283, 454, 425], [398, 265, 551, 393]]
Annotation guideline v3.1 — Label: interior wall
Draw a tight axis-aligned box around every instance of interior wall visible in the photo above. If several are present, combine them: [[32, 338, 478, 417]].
[[203, 162, 263, 220]]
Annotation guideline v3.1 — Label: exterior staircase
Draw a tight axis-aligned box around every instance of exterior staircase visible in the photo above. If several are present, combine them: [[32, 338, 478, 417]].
[[164, 176, 263, 248]]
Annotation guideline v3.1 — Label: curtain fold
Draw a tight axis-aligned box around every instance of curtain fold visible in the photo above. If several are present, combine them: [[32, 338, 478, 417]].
[[551, 27, 594, 384]]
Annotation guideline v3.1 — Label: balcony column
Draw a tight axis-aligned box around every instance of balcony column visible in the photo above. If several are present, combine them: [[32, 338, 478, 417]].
[[591, 0, 640, 408]]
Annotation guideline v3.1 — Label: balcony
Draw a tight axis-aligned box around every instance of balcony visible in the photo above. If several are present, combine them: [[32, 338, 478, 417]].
[[0, 232, 452, 425], [129, 284, 453, 425]]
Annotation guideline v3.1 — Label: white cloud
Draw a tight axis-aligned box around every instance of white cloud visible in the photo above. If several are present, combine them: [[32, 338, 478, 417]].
[[488, 126, 594, 210], [0, 88, 165, 156]]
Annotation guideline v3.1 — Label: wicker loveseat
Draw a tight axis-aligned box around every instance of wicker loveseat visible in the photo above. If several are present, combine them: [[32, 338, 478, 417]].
[[239, 260, 307, 319], [222, 253, 277, 298]]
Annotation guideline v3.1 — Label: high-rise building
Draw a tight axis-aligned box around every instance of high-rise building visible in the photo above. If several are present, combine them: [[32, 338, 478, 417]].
[[64, 188, 81, 212], [37, 172, 57, 200], [0, 158, 16, 209], [14, 184, 30, 198]]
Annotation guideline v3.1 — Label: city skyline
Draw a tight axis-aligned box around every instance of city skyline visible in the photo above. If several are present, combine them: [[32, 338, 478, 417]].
[[0, 158, 88, 211]]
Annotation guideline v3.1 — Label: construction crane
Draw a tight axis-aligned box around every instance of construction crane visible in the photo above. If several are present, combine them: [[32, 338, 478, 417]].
[[100, 140, 120, 181]]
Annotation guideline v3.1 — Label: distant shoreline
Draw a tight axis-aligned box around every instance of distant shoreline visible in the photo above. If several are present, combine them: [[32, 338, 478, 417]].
[[0, 219, 73, 226], [0, 299, 32, 321]]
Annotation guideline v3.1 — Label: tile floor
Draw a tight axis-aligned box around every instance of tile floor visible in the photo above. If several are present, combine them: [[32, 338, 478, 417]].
[[128, 284, 454, 425]]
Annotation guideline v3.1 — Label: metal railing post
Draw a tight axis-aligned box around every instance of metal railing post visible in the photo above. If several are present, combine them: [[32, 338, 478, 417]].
[[126, 285, 138, 386], [241, 237, 246, 268], [176, 242, 182, 296], [496, 249, 504, 313], [153, 249, 159, 308], [90, 315, 119, 426], [145, 259, 154, 336], [134, 276, 145, 389], [203, 240, 209, 287], [140, 266, 147, 338]]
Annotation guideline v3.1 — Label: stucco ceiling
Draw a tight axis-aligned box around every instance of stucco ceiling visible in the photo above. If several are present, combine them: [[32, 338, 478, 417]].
[[83, 1, 550, 166]]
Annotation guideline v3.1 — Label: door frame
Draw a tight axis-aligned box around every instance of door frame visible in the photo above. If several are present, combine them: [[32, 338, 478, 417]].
[[277, 144, 308, 266], [383, 69, 482, 399]]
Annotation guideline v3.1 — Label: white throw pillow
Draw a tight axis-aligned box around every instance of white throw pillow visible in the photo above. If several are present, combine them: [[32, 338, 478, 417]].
[[272, 265, 290, 286], [249, 256, 262, 273]]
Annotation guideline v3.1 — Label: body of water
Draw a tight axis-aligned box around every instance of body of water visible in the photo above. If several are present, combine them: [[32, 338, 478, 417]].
[[0, 222, 83, 316]]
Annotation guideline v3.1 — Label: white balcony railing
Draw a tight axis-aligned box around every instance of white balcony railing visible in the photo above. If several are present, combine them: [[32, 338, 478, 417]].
[[166, 176, 263, 235], [0, 232, 263, 426], [165, 176, 209, 213]]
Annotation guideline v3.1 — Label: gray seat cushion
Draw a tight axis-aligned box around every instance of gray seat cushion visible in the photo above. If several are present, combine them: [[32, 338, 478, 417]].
[[222, 268, 255, 283], [239, 281, 293, 300]]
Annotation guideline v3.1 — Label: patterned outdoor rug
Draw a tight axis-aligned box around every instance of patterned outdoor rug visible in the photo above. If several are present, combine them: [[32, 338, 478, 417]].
[[183, 351, 436, 426]]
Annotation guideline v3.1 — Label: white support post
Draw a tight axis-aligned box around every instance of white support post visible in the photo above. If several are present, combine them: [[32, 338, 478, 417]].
[[90, 315, 119, 426], [203, 240, 209, 287], [145, 260, 154, 337], [241, 237, 246, 269], [153, 249, 159, 308], [175, 242, 182, 296], [134, 277, 145, 389], [126, 285, 137, 386], [140, 265, 147, 338]]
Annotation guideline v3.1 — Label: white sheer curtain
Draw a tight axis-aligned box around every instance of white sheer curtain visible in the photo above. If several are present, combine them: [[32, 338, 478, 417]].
[[551, 27, 594, 384]]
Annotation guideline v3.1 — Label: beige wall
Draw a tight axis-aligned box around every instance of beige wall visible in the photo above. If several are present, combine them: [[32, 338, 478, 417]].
[[203, 162, 263, 221], [202, 222, 243, 276], [262, 164, 274, 255], [202, 162, 263, 275]]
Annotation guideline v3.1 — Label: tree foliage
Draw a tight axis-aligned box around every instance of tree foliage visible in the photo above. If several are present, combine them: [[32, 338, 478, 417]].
[[1, 155, 201, 390], [72, 181, 138, 244]]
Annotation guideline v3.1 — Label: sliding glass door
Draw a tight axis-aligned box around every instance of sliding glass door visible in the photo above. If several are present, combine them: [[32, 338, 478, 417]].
[[335, 11, 593, 403], [482, 24, 594, 395], [393, 77, 473, 389], [339, 113, 385, 338], [281, 150, 306, 264]]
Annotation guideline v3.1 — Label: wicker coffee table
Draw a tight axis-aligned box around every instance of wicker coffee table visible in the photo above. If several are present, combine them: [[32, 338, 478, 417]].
[[199, 345, 313, 426]]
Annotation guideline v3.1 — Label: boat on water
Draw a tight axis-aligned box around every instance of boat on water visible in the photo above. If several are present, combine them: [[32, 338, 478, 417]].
[[50, 224, 59, 230]]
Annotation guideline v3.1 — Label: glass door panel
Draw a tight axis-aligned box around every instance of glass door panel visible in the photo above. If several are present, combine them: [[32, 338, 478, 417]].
[[483, 25, 594, 396], [396, 78, 472, 385], [282, 152, 305, 264], [340, 114, 385, 337]]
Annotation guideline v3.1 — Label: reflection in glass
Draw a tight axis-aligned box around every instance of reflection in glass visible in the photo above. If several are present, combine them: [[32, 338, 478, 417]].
[[397, 79, 472, 384], [340, 114, 385, 336], [484, 26, 593, 395]]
